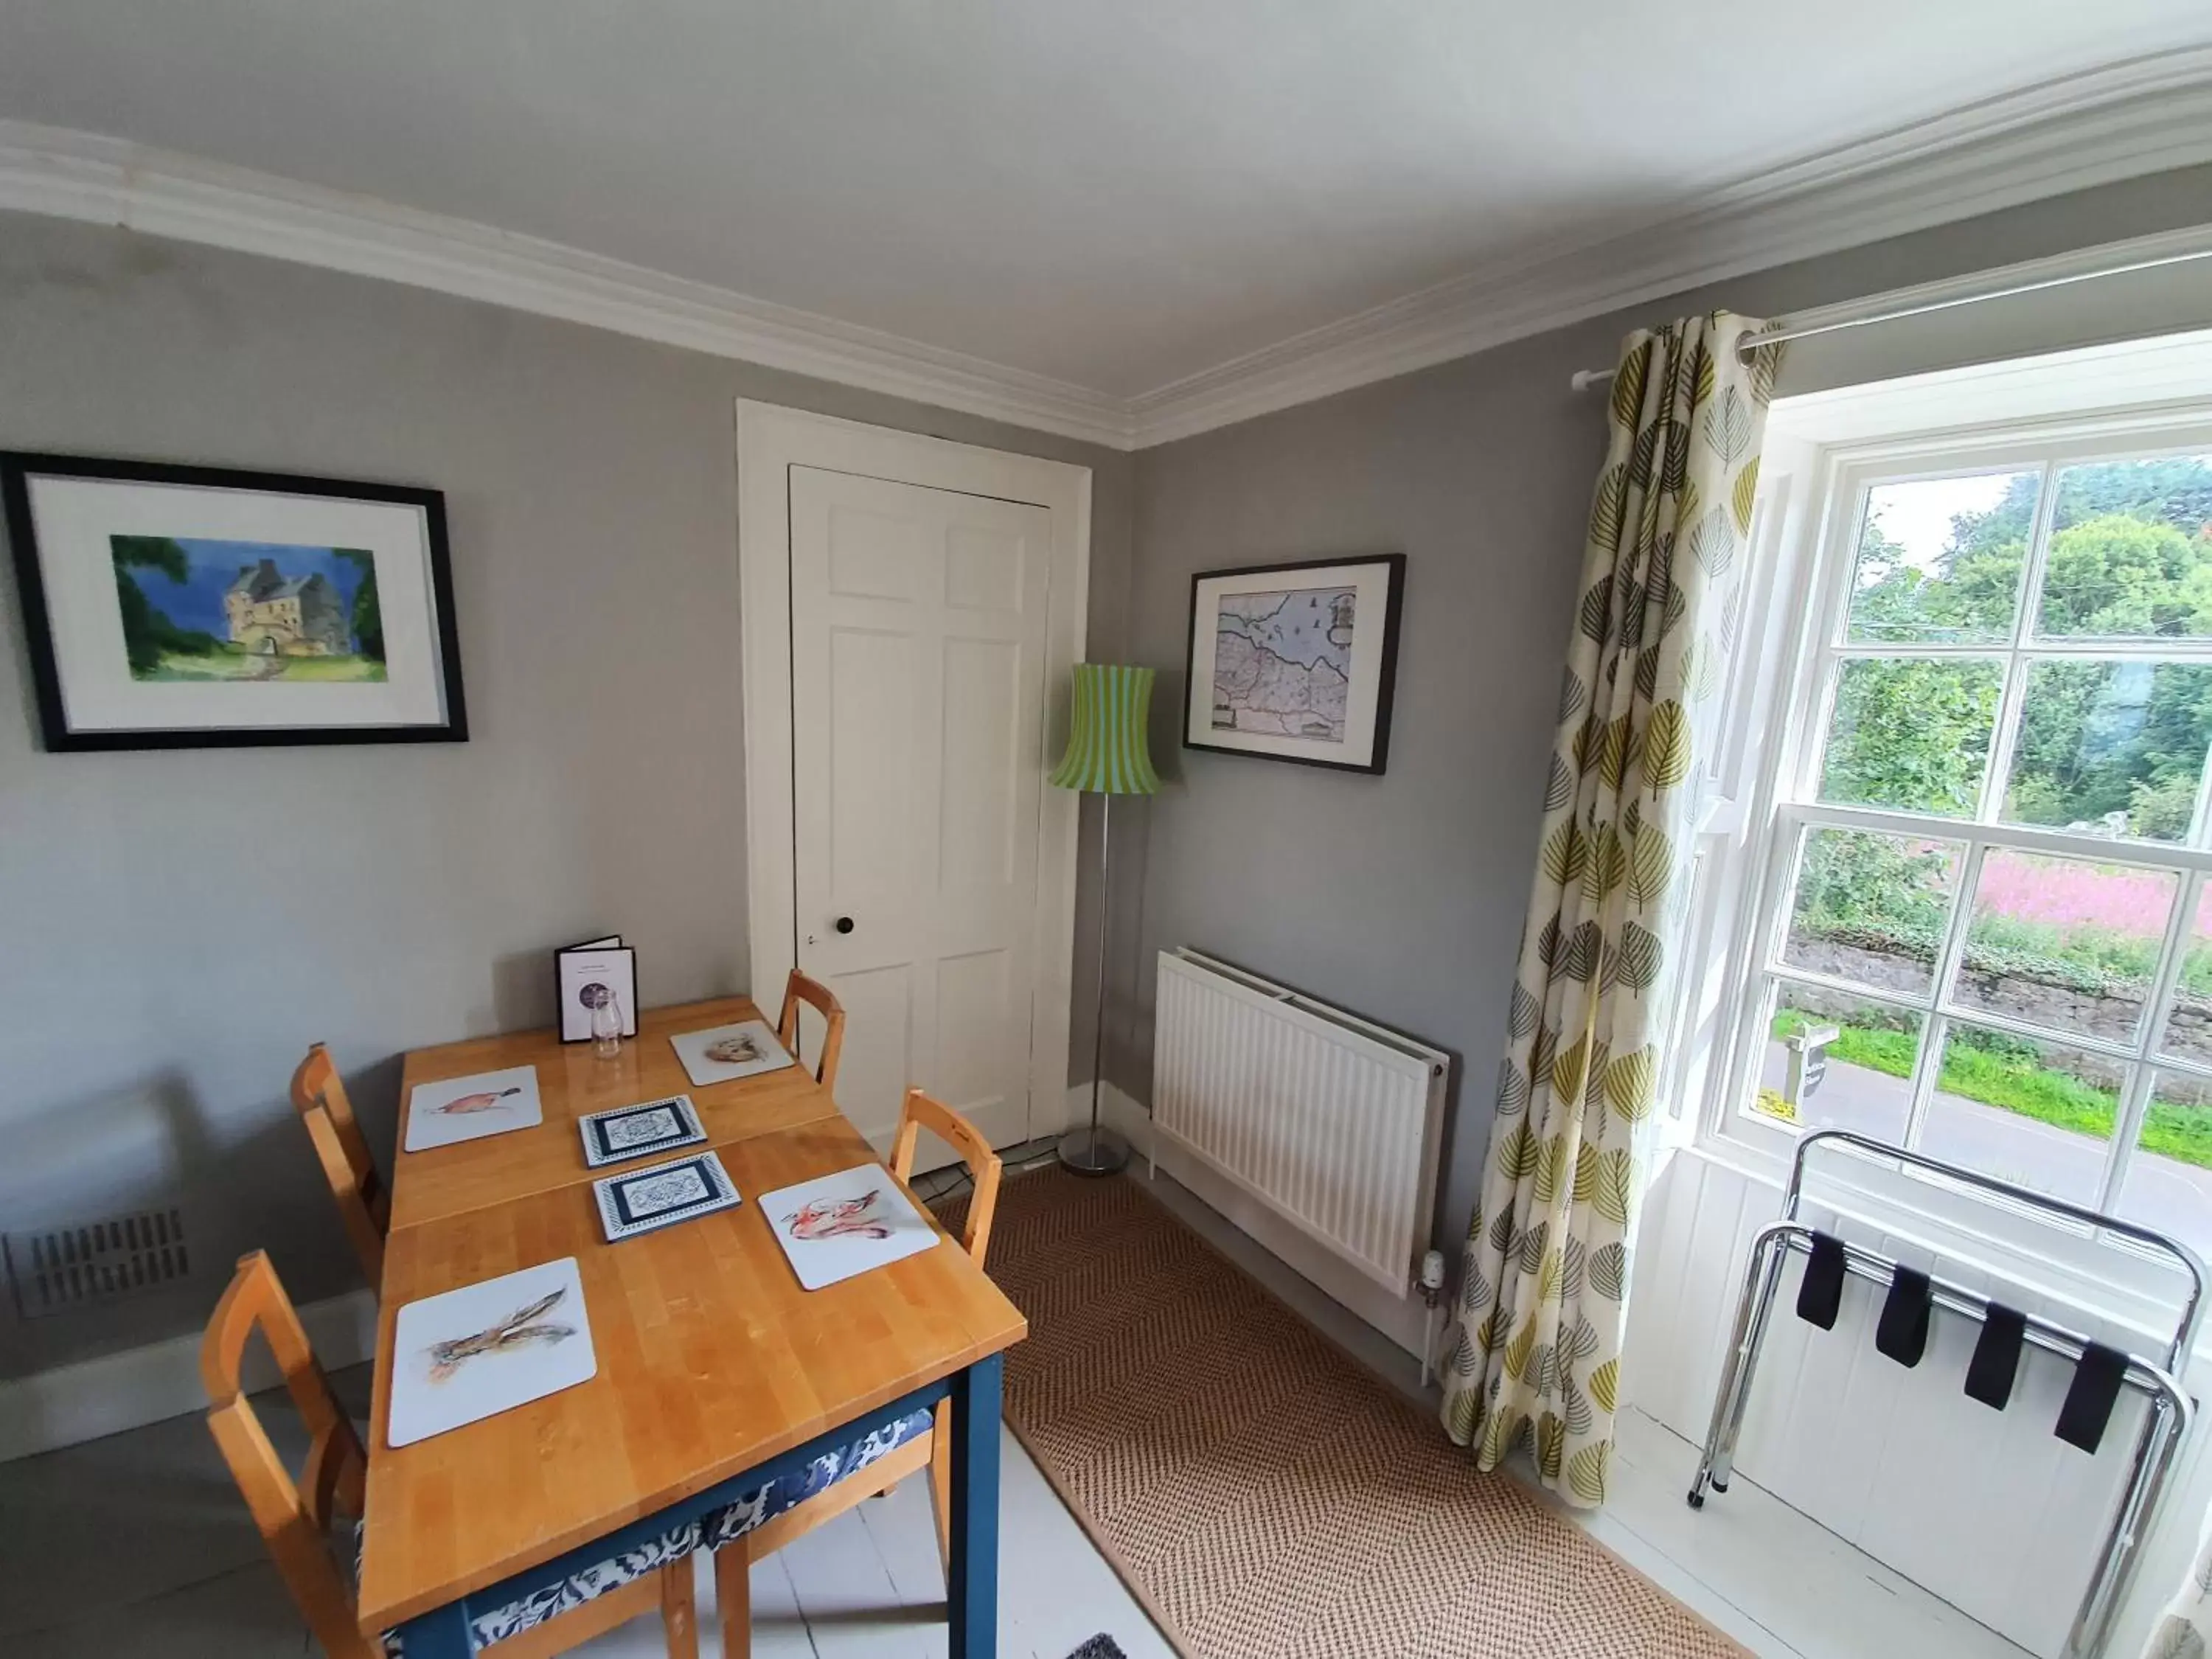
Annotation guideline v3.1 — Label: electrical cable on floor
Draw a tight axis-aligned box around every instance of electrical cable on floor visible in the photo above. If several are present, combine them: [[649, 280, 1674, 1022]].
[[919, 1135, 1077, 1219]]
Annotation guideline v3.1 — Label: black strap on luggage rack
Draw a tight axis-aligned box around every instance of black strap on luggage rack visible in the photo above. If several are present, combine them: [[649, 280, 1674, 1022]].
[[1686, 1129, 2204, 1659]]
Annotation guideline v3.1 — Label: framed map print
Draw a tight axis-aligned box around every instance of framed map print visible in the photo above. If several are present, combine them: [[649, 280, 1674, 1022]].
[[1183, 554, 1405, 774]]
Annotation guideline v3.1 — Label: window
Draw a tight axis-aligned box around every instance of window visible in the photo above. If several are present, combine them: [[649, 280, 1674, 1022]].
[[1710, 423, 2212, 1265]]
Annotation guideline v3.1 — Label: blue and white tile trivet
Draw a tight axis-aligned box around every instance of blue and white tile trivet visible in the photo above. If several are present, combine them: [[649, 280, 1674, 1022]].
[[578, 1094, 707, 1168], [591, 1150, 742, 1243]]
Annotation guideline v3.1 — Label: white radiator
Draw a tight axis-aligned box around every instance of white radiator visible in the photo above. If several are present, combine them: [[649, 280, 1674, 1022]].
[[1150, 949, 1450, 1296]]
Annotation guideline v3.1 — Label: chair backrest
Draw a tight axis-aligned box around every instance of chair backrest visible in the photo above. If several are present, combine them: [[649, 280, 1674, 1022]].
[[291, 1044, 388, 1284], [776, 970, 847, 1096], [890, 1088, 1002, 1265], [202, 1251, 380, 1659]]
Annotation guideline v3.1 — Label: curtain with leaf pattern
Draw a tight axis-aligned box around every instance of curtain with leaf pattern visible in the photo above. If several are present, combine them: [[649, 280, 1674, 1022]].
[[1440, 313, 1781, 1506], [2145, 1524, 2212, 1658]]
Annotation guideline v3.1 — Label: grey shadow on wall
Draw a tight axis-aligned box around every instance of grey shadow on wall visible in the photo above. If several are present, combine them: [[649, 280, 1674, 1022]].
[[478, 946, 561, 1036], [0, 1070, 274, 1413], [0, 1065, 223, 1247], [342, 1049, 405, 1173], [1097, 790, 1158, 1100], [1150, 662, 1188, 790], [1082, 657, 1180, 1100], [0, 1051, 410, 1388], [1424, 1047, 1470, 1244], [1098, 663, 1179, 1094]]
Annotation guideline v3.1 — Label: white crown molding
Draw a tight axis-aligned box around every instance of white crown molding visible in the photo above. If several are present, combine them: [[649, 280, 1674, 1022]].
[[1124, 47, 2212, 446], [4, 46, 2211, 455], [0, 119, 1140, 451]]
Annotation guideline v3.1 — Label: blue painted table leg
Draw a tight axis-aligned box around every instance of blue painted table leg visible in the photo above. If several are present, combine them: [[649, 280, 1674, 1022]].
[[394, 1600, 471, 1658], [947, 1351, 1004, 1659]]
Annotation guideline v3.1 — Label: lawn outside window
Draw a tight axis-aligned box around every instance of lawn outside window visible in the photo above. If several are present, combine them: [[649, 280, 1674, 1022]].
[[1705, 411, 2212, 1267]]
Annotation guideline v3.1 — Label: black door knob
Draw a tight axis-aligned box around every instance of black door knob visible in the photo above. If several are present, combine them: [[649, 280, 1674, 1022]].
[[834, 916, 855, 934]]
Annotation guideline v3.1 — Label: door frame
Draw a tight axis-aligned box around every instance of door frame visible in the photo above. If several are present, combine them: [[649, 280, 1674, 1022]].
[[734, 400, 1091, 1141]]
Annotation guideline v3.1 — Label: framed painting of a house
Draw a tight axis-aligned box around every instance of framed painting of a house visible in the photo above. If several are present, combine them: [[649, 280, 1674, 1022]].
[[1, 453, 466, 750]]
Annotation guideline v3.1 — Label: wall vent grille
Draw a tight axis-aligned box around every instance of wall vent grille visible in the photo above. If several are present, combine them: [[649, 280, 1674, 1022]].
[[3, 1207, 191, 1318]]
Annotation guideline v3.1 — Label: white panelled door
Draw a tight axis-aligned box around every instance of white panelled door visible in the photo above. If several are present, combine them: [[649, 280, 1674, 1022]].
[[787, 465, 1054, 1158]]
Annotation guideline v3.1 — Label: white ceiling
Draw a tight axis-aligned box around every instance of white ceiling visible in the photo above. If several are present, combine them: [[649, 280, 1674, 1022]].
[[3, 1, 2211, 406]]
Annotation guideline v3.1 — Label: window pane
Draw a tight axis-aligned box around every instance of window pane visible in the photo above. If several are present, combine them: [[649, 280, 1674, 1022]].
[[1846, 471, 2039, 644], [1950, 852, 2175, 1043], [1819, 658, 2001, 817], [1923, 1022, 2118, 1206], [1755, 983, 1917, 1144], [2162, 886, 2212, 1069], [2115, 1071, 2212, 1267], [1781, 827, 1961, 994], [2002, 659, 2212, 841], [2034, 453, 2212, 639]]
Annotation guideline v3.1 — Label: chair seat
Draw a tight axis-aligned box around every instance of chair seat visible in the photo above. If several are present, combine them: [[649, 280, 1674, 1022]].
[[347, 1409, 930, 1652], [701, 1408, 935, 1551], [355, 1516, 701, 1655]]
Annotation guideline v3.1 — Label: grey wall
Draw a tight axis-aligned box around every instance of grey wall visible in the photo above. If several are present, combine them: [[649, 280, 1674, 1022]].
[[1113, 164, 2212, 1258], [10, 161, 2212, 1383], [0, 214, 1133, 1377]]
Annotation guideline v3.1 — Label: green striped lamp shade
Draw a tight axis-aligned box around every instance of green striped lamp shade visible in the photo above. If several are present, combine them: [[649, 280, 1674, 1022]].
[[1049, 664, 1160, 795]]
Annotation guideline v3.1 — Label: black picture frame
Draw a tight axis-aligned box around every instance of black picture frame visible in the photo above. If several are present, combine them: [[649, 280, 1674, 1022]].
[[1, 451, 467, 751], [1182, 552, 1405, 775]]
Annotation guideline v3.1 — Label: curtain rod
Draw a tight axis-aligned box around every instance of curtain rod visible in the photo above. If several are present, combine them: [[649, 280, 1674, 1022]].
[[1566, 243, 2212, 392]]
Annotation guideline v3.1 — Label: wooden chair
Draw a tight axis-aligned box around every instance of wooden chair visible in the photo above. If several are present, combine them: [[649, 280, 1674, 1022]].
[[203, 1252, 698, 1659], [776, 969, 847, 1095], [290, 1045, 389, 1285], [714, 1087, 1001, 1658]]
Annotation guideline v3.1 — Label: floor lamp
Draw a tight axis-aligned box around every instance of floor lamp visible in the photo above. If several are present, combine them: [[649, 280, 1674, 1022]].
[[1050, 663, 1158, 1175]]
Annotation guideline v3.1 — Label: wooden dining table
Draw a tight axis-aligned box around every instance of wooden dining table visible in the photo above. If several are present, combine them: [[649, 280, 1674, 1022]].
[[355, 995, 1029, 1658]]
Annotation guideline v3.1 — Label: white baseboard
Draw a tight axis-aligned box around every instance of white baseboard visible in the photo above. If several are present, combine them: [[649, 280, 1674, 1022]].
[[1065, 1081, 1436, 1360], [0, 1285, 378, 1464]]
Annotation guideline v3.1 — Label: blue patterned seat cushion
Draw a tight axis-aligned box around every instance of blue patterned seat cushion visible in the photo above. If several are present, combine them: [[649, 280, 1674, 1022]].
[[356, 1516, 700, 1655], [700, 1407, 935, 1551], [353, 1408, 929, 1654]]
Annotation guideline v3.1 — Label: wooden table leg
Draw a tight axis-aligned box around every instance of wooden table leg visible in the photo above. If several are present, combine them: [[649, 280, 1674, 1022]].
[[946, 1352, 1003, 1659]]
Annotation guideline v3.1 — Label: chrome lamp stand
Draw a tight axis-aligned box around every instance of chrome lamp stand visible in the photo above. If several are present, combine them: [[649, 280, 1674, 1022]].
[[1060, 791, 1129, 1176]]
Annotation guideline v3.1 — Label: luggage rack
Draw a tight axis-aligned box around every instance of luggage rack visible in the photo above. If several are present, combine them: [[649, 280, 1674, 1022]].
[[1688, 1129, 2203, 1659]]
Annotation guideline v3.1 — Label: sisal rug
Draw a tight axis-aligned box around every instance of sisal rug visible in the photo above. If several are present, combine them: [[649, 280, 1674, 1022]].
[[959, 1168, 1748, 1659]]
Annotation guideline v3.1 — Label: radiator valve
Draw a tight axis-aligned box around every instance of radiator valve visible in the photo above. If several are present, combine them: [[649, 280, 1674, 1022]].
[[1417, 1249, 1448, 1391]]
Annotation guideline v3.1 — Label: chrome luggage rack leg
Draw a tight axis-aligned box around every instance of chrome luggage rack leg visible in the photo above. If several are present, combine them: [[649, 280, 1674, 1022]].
[[1684, 1130, 2204, 1659]]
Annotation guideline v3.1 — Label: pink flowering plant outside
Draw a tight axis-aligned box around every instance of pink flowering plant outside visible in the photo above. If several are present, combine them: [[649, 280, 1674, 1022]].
[[1780, 835, 2212, 1172], [1970, 851, 2207, 991]]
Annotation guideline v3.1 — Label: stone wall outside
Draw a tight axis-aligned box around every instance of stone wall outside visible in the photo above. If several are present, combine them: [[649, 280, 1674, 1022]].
[[1779, 936, 2212, 1105]]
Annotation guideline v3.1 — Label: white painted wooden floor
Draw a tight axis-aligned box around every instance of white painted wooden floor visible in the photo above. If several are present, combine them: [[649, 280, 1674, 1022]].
[[0, 1360, 1174, 1659], [1582, 1410, 2029, 1659]]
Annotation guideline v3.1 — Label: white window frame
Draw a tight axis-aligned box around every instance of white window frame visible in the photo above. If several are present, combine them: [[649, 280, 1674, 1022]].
[[1691, 398, 2212, 1231]]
